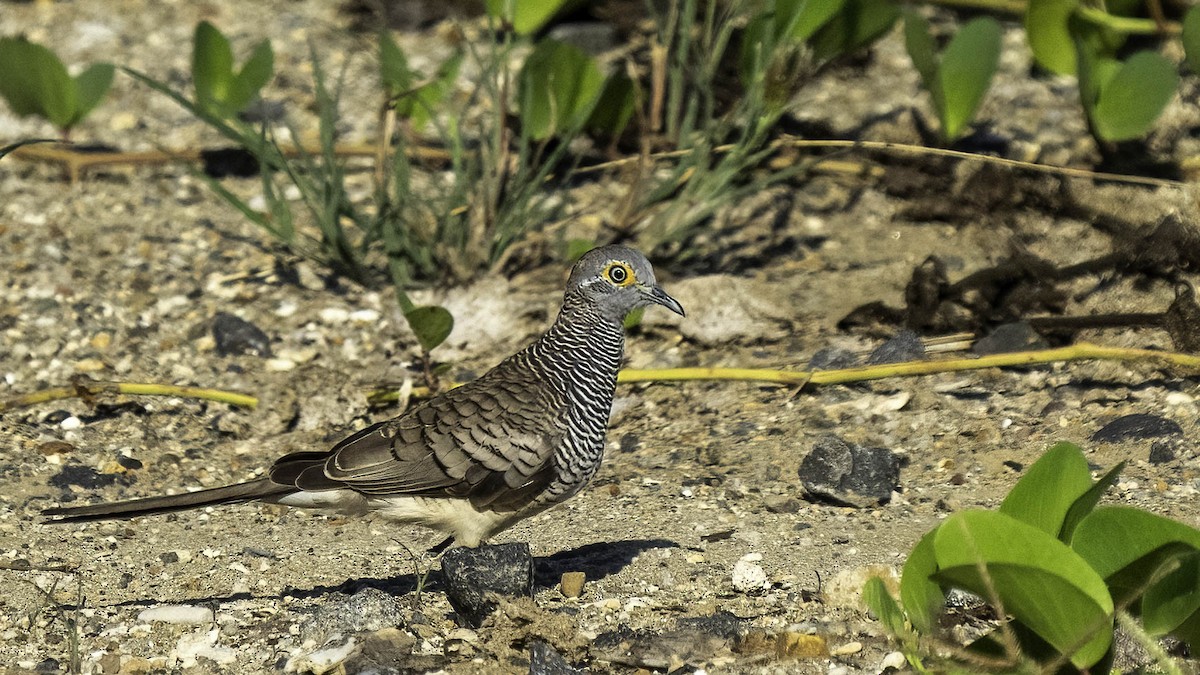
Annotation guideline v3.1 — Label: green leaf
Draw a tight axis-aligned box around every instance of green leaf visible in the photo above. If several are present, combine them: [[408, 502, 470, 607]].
[[809, 0, 900, 62], [405, 305, 454, 353], [899, 528, 942, 634], [863, 576, 909, 638], [780, 0, 847, 42], [1060, 460, 1123, 543], [932, 511, 1114, 668], [485, 0, 577, 34], [1091, 51, 1178, 141], [0, 37, 77, 129], [71, 62, 115, 127], [586, 73, 636, 136], [379, 30, 413, 98], [623, 306, 645, 330], [227, 39, 274, 113], [1026, 0, 1080, 75], [406, 52, 463, 131], [1184, 6, 1200, 74], [1073, 506, 1200, 582], [518, 39, 605, 140], [566, 239, 595, 261], [999, 442, 1093, 540], [193, 21, 236, 115], [1143, 550, 1200, 645], [902, 11, 938, 101], [937, 17, 1001, 141]]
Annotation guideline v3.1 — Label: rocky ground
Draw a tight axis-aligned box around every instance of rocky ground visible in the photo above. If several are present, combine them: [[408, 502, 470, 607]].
[[3, 1, 1200, 674]]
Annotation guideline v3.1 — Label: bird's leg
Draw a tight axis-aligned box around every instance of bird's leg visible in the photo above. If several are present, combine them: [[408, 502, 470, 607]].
[[427, 535, 455, 555]]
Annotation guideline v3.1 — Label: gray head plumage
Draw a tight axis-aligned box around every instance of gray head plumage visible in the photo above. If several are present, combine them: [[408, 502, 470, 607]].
[[565, 245, 685, 323]]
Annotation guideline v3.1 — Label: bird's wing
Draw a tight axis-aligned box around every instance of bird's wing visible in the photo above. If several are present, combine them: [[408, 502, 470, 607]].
[[271, 374, 568, 512]]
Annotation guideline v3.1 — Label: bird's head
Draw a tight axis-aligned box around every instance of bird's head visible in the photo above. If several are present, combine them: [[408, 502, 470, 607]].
[[566, 245, 685, 323]]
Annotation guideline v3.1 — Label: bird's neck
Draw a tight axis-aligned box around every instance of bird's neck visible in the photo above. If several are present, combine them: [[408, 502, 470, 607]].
[[537, 294, 626, 381]]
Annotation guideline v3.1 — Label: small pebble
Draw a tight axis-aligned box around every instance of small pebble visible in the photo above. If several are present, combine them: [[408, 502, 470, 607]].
[[1150, 441, 1176, 465], [560, 571, 586, 598], [59, 416, 82, 431], [830, 640, 862, 656], [137, 605, 213, 624], [318, 307, 351, 323], [880, 651, 908, 671], [731, 557, 770, 594]]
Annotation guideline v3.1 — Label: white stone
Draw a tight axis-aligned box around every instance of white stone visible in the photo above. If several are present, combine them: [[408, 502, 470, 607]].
[[172, 627, 236, 667], [349, 308, 381, 323], [59, 416, 82, 431], [288, 639, 357, 674], [880, 651, 908, 671], [318, 307, 351, 323], [137, 605, 213, 624], [731, 558, 770, 593]]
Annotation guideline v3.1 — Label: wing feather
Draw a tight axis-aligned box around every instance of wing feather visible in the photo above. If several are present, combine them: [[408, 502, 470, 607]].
[[285, 370, 567, 511]]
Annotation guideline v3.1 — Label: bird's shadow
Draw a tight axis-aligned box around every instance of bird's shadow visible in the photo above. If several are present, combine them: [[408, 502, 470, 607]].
[[99, 538, 678, 609]]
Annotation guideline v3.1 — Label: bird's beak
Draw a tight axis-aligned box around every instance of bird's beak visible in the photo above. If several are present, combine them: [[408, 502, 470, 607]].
[[643, 284, 686, 317]]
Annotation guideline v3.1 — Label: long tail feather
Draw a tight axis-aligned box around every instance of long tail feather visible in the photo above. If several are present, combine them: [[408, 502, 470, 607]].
[[42, 479, 294, 523]]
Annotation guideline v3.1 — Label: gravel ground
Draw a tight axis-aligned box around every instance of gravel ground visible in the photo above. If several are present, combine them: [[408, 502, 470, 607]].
[[4, 2, 1200, 673]]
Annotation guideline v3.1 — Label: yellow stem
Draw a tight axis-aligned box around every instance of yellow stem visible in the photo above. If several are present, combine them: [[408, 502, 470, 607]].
[[0, 381, 257, 413]]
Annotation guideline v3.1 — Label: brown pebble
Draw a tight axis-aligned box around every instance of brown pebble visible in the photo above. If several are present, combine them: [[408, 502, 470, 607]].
[[560, 571, 586, 598], [74, 358, 106, 372], [90, 332, 112, 350], [98, 651, 121, 674], [37, 441, 75, 456], [776, 632, 828, 659]]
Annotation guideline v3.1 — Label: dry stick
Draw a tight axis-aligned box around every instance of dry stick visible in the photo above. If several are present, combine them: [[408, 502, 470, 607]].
[[0, 381, 257, 413], [17, 135, 1172, 193], [10, 143, 452, 181], [7, 344, 1198, 413], [575, 137, 1191, 190], [364, 342, 1200, 406]]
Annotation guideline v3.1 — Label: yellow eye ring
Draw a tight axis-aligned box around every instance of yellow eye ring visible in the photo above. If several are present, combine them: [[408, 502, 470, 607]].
[[605, 262, 634, 286]]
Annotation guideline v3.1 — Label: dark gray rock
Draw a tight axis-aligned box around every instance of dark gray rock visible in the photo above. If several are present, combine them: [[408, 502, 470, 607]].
[[1149, 440, 1177, 465], [302, 588, 405, 642], [807, 346, 858, 370], [800, 435, 900, 507], [1091, 414, 1182, 443], [973, 321, 1048, 355], [866, 330, 924, 365], [529, 641, 583, 675], [212, 311, 272, 357], [442, 542, 533, 628]]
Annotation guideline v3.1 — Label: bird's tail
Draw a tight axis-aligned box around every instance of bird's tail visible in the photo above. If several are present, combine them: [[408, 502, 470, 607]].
[[42, 479, 295, 523]]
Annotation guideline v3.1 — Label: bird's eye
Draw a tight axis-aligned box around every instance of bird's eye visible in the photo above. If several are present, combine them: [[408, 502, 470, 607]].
[[607, 264, 629, 284]]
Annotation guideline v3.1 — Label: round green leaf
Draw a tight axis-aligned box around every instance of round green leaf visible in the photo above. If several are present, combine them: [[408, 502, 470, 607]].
[[1143, 550, 1200, 644], [72, 62, 115, 126], [518, 40, 604, 140], [485, 0, 578, 35], [778, 0, 847, 42], [0, 37, 77, 129], [1092, 51, 1178, 141], [933, 511, 1114, 668], [193, 21, 236, 114], [1184, 6, 1200, 74], [999, 441, 1092, 539], [937, 16, 1001, 140], [1026, 0, 1080, 75], [405, 305, 454, 353], [1073, 506, 1200, 580], [899, 528, 942, 634]]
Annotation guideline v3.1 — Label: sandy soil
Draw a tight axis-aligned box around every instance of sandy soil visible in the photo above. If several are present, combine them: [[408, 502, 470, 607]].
[[3, 1, 1200, 673]]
